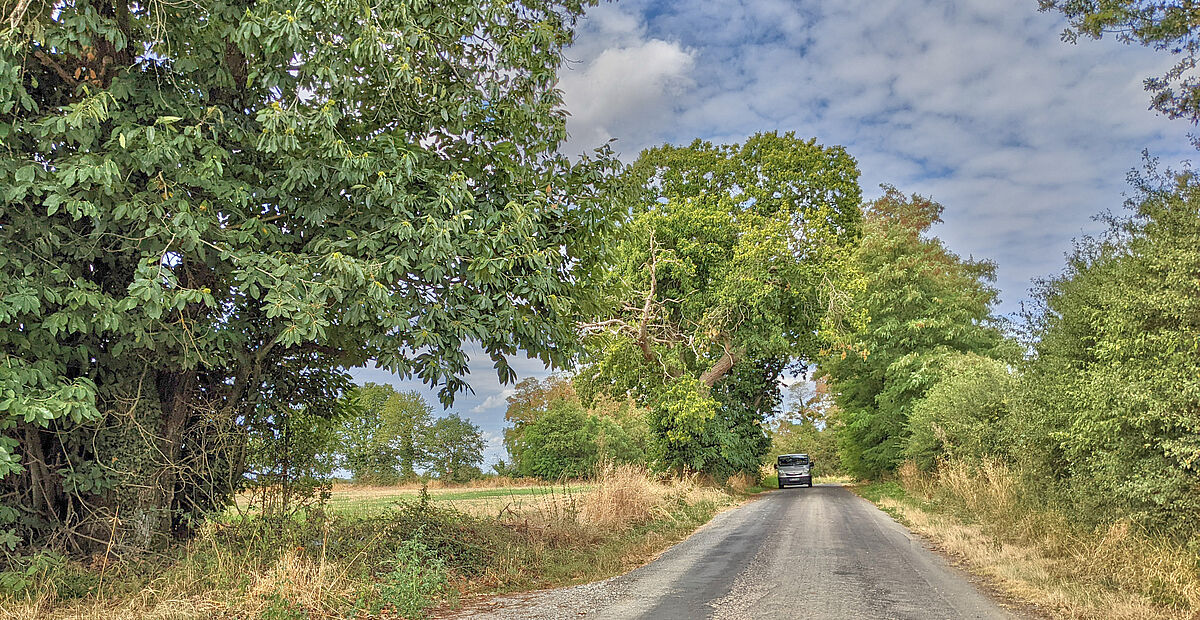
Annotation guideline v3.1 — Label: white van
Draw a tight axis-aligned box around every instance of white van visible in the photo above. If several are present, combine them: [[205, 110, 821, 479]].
[[777, 453, 813, 488]]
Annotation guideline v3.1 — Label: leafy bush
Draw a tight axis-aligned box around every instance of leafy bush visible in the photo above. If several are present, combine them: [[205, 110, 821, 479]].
[[823, 188, 1009, 479], [1019, 167, 1200, 534], [904, 353, 1015, 469], [511, 397, 646, 480], [648, 377, 723, 474], [374, 536, 452, 619]]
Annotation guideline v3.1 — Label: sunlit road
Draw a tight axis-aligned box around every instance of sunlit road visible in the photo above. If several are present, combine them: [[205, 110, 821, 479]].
[[453, 484, 1022, 619]]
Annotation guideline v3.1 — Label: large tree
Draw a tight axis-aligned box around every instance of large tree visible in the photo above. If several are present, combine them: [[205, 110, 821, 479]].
[[425, 413, 485, 483], [501, 374, 577, 473], [577, 132, 863, 477], [821, 188, 1009, 479], [339, 383, 435, 483], [1018, 165, 1200, 531], [0, 0, 619, 551]]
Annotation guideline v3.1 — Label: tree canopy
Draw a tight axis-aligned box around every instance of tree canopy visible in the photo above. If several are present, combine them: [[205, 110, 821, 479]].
[[578, 132, 864, 477], [425, 413, 485, 483], [339, 383, 435, 483], [821, 188, 1010, 478], [502, 375, 647, 479], [0, 0, 618, 550]]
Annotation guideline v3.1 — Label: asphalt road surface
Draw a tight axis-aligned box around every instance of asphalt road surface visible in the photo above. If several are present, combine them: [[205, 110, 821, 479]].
[[454, 484, 1022, 620]]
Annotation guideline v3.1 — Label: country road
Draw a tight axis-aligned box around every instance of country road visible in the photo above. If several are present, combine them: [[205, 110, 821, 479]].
[[453, 484, 1024, 620]]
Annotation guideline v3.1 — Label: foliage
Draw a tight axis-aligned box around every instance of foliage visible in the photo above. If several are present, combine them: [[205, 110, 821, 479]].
[[502, 375, 578, 474], [516, 399, 644, 479], [504, 376, 648, 479], [339, 383, 434, 484], [243, 401, 342, 519], [425, 413, 485, 483], [703, 357, 785, 478], [0, 0, 619, 549], [1018, 164, 1200, 532], [579, 132, 864, 477], [374, 535, 451, 619], [646, 376, 724, 474], [821, 187, 1010, 479], [1040, 0, 1200, 124], [904, 353, 1016, 470]]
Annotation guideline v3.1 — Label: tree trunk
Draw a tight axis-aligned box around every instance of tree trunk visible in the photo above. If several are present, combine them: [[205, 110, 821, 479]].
[[155, 369, 196, 541], [699, 345, 741, 387]]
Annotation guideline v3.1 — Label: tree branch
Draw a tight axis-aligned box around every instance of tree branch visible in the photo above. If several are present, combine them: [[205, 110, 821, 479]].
[[699, 337, 743, 387], [33, 50, 79, 87], [637, 232, 658, 363]]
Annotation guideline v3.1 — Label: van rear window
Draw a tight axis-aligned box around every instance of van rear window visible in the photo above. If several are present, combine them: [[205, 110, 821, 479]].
[[778, 456, 809, 467]]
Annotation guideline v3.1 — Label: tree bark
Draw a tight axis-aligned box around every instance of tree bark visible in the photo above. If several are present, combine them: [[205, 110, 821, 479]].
[[699, 343, 741, 387], [156, 369, 197, 540]]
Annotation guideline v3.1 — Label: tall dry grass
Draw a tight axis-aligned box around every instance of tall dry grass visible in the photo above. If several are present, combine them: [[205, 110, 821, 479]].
[[884, 459, 1200, 620], [578, 464, 727, 531], [0, 547, 348, 620], [331, 475, 549, 493]]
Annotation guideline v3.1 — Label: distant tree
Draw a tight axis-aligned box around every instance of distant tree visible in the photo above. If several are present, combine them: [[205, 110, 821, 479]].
[[502, 376, 577, 473], [516, 399, 643, 479], [339, 383, 433, 483], [821, 187, 1010, 479], [426, 414, 485, 483], [769, 380, 841, 477], [1041, 0, 1200, 124], [518, 402, 597, 479]]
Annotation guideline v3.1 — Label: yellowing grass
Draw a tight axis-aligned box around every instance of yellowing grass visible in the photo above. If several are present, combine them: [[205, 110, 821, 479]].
[[578, 464, 727, 530], [4, 469, 741, 620], [867, 460, 1200, 620]]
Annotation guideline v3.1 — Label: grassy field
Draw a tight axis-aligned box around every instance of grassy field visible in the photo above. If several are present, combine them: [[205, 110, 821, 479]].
[[322, 482, 594, 518], [852, 461, 1200, 620], [2, 467, 748, 620]]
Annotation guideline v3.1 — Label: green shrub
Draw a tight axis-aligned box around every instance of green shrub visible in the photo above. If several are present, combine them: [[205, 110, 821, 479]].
[[374, 535, 452, 619], [904, 353, 1015, 469], [1019, 167, 1200, 534]]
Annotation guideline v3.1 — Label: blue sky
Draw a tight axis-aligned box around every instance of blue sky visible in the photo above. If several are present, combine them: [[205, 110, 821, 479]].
[[354, 0, 1195, 466]]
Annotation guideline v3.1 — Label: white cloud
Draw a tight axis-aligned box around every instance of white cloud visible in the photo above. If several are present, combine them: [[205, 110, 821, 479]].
[[559, 4, 695, 157], [361, 0, 1197, 465], [560, 0, 1194, 315], [472, 388, 516, 414], [481, 431, 508, 470]]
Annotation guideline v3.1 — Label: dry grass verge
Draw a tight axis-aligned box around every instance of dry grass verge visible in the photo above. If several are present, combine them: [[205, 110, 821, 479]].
[[2, 468, 740, 620], [856, 460, 1200, 620], [578, 464, 728, 530]]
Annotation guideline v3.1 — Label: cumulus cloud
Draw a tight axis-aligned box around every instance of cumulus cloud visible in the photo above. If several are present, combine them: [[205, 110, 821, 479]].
[[481, 431, 508, 469], [559, 4, 696, 157], [472, 388, 516, 414]]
